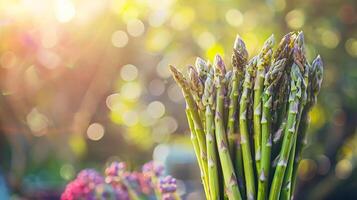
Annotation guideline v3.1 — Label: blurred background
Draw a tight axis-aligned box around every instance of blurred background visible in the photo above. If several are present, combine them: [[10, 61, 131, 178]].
[[0, 0, 356, 199]]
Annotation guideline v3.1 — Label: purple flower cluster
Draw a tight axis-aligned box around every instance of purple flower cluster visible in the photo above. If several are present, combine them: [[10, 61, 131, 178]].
[[61, 161, 180, 200], [142, 161, 164, 177], [159, 176, 178, 200], [61, 169, 104, 200]]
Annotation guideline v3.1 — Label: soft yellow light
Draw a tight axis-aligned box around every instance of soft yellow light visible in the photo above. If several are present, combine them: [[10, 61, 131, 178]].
[[112, 30, 129, 48], [205, 43, 224, 61], [127, 19, 145, 37], [139, 111, 157, 127], [147, 101, 165, 119], [106, 93, 124, 111], [160, 116, 178, 134], [321, 30, 340, 49], [298, 159, 317, 181], [309, 104, 326, 129], [345, 38, 357, 57], [122, 111, 139, 126], [121, 82, 142, 100], [55, 0, 76, 23], [225, 9, 243, 27], [60, 164, 75, 180], [170, 7, 195, 31], [26, 108, 49, 136], [167, 83, 184, 103], [146, 29, 172, 52], [120, 64, 138, 81], [335, 159, 352, 179], [197, 32, 216, 50], [87, 123, 105, 141], [274, 0, 286, 11], [148, 10, 168, 27], [69, 135, 86, 156], [285, 9, 305, 30], [156, 59, 171, 78]]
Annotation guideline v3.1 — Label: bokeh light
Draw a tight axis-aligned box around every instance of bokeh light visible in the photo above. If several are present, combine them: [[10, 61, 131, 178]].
[[55, 0, 76, 23], [112, 30, 129, 48], [285, 9, 305, 30], [335, 159, 352, 179], [127, 19, 145, 37], [147, 101, 165, 119], [120, 64, 138, 81], [225, 9, 244, 27], [87, 123, 105, 141]]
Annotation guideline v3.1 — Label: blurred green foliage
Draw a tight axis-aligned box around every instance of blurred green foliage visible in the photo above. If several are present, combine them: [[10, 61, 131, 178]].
[[0, 0, 356, 199]]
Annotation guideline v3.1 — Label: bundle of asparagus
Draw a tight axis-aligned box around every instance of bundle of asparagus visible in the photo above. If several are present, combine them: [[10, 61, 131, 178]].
[[170, 31, 323, 200]]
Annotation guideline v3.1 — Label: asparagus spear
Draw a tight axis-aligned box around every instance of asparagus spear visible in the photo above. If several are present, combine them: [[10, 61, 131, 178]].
[[290, 55, 323, 197], [271, 33, 294, 157], [186, 109, 210, 198], [281, 32, 309, 200], [228, 35, 248, 197], [214, 54, 242, 200], [257, 58, 286, 200], [203, 75, 220, 200], [253, 35, 274, 174], [268, 54, 303, 200], [239, 56, 258, 200], [273, 32, 296, 130], [228, 35, 248, 153], [169, 65, 210, 197], [271, 74, 289, 162]]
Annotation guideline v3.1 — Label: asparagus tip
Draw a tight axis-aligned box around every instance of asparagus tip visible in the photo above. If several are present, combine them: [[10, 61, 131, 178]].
[[232, 35, 248, 70], [188, 65, 204, 96], [214, 54, 226, 77], [234, 35, 247, 52], [295, 31, 305, 50], [169, 65, 187, 88], [195, 57, 209, 79], [264, 34, 275, 48]]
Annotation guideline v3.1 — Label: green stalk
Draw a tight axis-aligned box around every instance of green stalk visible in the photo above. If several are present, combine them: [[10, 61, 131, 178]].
[[253, 35, 274, 174], [214, 54, 242, 200], [203, 75, 220, 199], [186, 109, 210, 198], [206, 106, 219, 199], [272, 32, 296, 131], [227, 35, 248, 153], [281, 33, 309, 200], [239, 56, 258, 200], [169, 65, 210, 198], [257, 59, 286, 200], [235, 139, 246, 198], [228, 35, 248, 197], [268, 62, 303, 200], [290, 55, 323, 197]]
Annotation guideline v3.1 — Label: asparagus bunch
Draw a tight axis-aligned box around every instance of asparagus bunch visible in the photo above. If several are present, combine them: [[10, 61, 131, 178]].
[[170, 31, 323, 200]]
